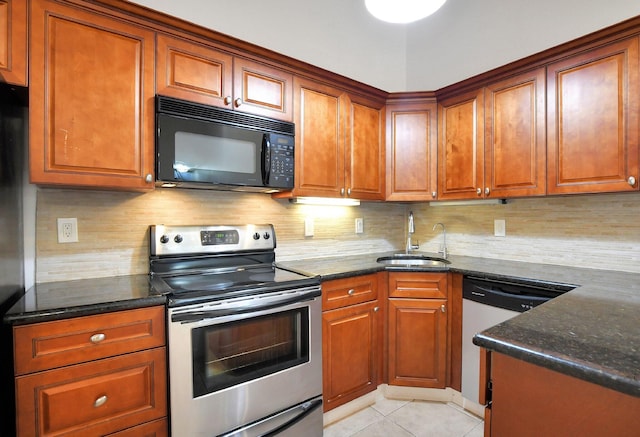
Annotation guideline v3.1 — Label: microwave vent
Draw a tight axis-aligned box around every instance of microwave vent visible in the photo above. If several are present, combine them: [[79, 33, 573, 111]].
[[156, 95, 294, 136]]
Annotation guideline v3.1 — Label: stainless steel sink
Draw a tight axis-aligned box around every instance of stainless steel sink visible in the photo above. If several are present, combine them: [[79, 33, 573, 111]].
[[376, 255, 451, 268]]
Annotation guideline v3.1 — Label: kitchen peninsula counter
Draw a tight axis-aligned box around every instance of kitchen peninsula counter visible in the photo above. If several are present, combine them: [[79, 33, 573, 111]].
[[279, 253, 640, 398]]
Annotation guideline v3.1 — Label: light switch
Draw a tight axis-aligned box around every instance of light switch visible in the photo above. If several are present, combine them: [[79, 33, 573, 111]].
[[494, 219, 506, 237], [304, 217, 314, 237]]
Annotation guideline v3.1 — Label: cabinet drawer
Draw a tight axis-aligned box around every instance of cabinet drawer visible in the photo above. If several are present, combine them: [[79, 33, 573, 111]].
[[322, 274, 379, 311], [388, 272, 447, 299], [16, 347, 167, 437], [14, 306, 165, 375]]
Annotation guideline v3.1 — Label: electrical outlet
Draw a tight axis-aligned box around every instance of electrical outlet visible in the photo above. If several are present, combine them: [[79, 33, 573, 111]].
[[304, 217, 314, 237], [355, 218, 364, 234], [494, 219, 506, 237], [57, 218, 79, 243]]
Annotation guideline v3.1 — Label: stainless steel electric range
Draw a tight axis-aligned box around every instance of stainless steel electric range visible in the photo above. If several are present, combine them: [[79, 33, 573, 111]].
[[149, 224, 323, 437]]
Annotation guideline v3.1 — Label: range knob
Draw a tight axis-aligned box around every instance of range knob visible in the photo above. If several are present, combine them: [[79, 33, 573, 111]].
[[174, 234, 183, 243], [263, 232, 271, 240], [160, 235, 169, 244], [253, 232, 261, 240]]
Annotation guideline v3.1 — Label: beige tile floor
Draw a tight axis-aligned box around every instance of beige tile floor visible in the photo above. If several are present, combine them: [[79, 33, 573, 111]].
[[323, 398, 484, 437]]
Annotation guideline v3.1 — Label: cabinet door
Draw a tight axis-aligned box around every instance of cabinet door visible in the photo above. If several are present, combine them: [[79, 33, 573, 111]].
[[388, 298, 447, 388], [322, 300, 380, 411], [385, 99, 438, 201], [233, 57, 293, 122], [29, 0, 155, 190], [16, 348, 167, 437], [0, 0, 27, 86], [156, 33, 233, 108], [345, 94, 385, 200], [438, 89, 485, 200], [290, 77, 345, 197], [485, 68, 546, 198], [547, 37, 639, 194]]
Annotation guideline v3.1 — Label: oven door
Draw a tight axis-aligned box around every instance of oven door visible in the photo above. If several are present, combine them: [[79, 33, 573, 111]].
[[168, 286, 322, 437]]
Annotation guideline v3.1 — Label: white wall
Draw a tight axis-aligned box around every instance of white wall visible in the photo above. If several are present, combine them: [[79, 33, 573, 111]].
[[406, 0, 640, 90], [130, 0, 640, 91], [130, 0, 407, 91]]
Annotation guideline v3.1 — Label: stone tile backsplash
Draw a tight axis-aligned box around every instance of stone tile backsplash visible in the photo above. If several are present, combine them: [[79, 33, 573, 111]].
[[35, 188, 640, 282]]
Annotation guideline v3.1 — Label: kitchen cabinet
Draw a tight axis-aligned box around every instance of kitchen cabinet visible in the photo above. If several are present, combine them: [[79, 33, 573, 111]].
[[156, 33, 293, 121], [438, 67, 546, 200], [484, 351, 640, 436], [13, 306, 167, 436], [547, 36, 639, 194], [387, 272, 448, 388], [322, 273, 383, 411], [29, 0, 156, 190], [0, 0, 27, 86], [277, 76, 385, 200], [385, 97, 438, 201]]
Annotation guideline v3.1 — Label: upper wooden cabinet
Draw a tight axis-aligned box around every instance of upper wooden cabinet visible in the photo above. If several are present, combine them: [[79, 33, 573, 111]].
[[29, 0, 156, 190], [385, 98, 438, 201], [485, 68, 547, 198], [156, 34, 293, 122], [438, 68, 546, 200], [0, 0, 27, 86], [547, 37, 639, 195], [280, 76, 385, 200], [438, 89, 485, 200]]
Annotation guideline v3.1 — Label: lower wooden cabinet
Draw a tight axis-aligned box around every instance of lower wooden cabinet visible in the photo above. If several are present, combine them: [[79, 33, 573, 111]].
[[387, 272, 448, 388], [486, 351, 640, 436], [13, 306, 167, 437], [321, 273, 383, 411]]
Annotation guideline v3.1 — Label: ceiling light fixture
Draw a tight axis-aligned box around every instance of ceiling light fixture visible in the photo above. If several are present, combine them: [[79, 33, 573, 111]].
[[365, 0, 447, 24]]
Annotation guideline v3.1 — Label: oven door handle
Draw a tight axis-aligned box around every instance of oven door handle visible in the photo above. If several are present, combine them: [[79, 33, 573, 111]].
[[218, 397, 323, 437], [171, 288, 320, 323]]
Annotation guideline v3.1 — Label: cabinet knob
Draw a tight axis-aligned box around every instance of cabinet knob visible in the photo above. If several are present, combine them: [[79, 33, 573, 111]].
[[347, 188, 352, 196], [441, 304, 446, 313], [374, 307, 379, 312], [90, 333, 106, 344], [485, 187, 490, 196], [145, 173, 153, 183], [94, 395, 108, 408], [340, 187, 345, 196], [628, 176, 637, 187], [347, 288, 355, 296], [431, 191, 437, 198], [476, 188, 482, 196], [234, 98, 242, 107], [224, 96, 232, 105]]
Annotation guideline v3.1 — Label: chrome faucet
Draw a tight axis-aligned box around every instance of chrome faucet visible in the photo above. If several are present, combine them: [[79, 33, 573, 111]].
[[433, 222, 448, 259], [406, 211, 419, 253]]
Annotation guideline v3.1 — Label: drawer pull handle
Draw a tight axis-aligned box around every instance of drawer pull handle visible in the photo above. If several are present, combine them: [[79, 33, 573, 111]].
[[90, 333, 106, 344], [94, 395, 108, 408], [347, 289, 355, 296]]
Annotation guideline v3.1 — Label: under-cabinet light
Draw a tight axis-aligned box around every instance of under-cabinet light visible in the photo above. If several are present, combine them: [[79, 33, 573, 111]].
[[289, 197, 361, 206], [429, 199, 507, 207]]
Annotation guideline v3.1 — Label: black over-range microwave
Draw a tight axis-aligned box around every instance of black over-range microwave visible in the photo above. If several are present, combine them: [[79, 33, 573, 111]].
[[155, 96, 295, 192]]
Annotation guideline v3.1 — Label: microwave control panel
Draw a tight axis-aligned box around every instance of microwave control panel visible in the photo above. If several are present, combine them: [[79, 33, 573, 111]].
[[265, 134, 294, 188]]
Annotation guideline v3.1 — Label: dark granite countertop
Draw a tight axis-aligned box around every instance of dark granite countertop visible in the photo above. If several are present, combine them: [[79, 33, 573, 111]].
[[3, 274, 165, 325], [279, 252, 640, 398]]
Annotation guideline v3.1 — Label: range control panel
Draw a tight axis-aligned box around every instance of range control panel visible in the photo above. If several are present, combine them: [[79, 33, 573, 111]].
[[150, 224, 275, 256]]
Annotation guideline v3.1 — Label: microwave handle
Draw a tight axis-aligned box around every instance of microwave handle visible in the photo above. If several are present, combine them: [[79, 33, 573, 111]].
[[262, 134, 271, 184]]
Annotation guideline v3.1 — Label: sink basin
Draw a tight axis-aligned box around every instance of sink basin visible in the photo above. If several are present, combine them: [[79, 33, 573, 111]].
[[376, 255, 451, 268]]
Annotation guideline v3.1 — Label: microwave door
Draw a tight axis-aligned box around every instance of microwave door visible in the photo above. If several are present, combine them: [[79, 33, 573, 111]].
[[157, 114, 263, 187]]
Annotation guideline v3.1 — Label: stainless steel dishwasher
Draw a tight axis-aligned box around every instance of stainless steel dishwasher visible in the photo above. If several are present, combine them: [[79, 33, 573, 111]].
[[461, 276, 575, 409]]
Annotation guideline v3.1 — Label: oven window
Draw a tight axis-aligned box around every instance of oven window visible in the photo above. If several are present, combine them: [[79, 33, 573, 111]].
[[191, 308, 309, 397]]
